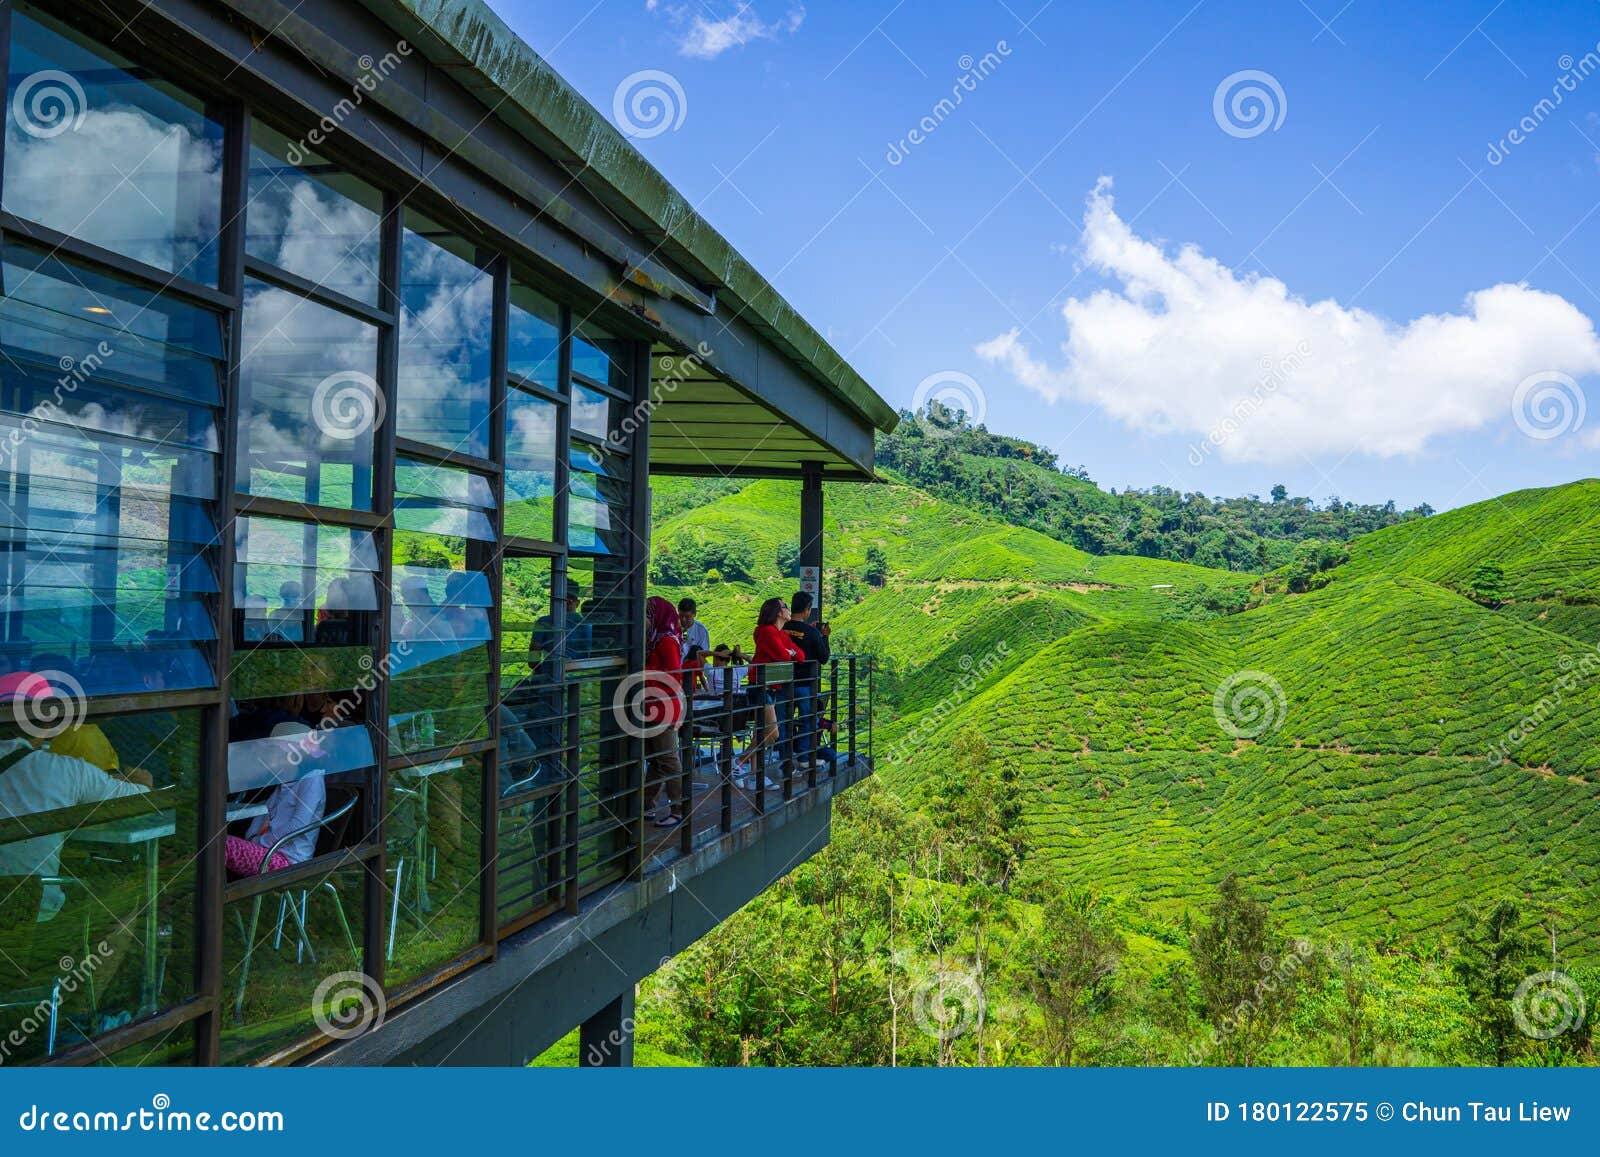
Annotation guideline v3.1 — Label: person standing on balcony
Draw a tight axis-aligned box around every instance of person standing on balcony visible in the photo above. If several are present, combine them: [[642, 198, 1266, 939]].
[[783, 590, 830, 767], [678, 597, 710, 656], [643, 596, 686, 828], [735, 597, 803, 786]]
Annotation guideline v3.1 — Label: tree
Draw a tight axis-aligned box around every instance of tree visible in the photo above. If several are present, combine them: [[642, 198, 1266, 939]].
[[1467, 560, 1509, 608], [1270, 483, 1288, 504], [777, 540, 801, 578], [863, 545, 889, 587], [1189, 873, 1305, 1065], [1451, 897, 1542, 1065], [1330, 942, 1371, 1065], [1022, 887, 1124, 1064]]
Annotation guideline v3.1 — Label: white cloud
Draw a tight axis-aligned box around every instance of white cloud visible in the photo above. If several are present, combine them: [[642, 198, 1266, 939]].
[[665, 4, 805, 60], [978, 178, 1600, 464]]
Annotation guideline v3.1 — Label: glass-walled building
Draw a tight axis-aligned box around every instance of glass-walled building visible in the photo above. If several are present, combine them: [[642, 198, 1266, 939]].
[[0, 0, 894, 1066]]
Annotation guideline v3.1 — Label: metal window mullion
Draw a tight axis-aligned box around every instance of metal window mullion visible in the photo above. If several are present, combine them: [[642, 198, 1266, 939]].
[[366, 193, 402, 990], [554, 305, 579, 917], [195, 97, 249, 1068], [480, 250, 509, 948]]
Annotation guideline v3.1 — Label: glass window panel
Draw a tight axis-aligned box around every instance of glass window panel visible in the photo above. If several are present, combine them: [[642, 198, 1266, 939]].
[[0, 708, 201, 1063], [385, 753, 483, 987], [4, 8, 223, 284], [230, 518, 378, 735], [574, 670, 629, 894], [397, 213, 490, 458], [571, 328, 630, 394], [500, 556, 564, 797], [389, 458, 493, 755], [246, 121, 383, 305], [570, 383, 621, 444], [0, 253, 222, 692], [565, 556, 630, 661], [238, 280, 380, 511], [496, 788, 564, 927], [221, 862, 364, 1065], [507, 284, 560, 388], [567, 452, 631, 559], [504, 388, 557, 542]]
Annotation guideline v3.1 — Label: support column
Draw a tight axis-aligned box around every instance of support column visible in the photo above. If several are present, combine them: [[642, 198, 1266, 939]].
[[799, 460, 825, 620], [577, 989, 636, 1067]]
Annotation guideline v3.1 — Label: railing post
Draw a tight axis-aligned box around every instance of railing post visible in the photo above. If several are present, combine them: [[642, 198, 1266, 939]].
[[804, 658, 818, 794], [848, 656, 858, 767], [828, 656, 840, 779], [719, 666, 734, 833], [750, 665, 766, 817], [678, 668, 694, 856], [781, 665, 796, 803], [867, 657, 874, 767]]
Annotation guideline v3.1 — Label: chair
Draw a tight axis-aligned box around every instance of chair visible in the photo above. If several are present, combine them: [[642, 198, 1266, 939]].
[[232, 791, 360, 1022], [0, 874, 92, 1057]]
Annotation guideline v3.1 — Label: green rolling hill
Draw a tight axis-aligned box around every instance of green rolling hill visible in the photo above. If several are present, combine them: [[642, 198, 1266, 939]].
[[1338, 479, 1600, 642]]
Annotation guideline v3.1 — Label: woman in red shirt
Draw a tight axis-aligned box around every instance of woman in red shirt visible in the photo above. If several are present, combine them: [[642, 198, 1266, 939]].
[[643, 596, 686, 826], [736, 596, 803, 784]]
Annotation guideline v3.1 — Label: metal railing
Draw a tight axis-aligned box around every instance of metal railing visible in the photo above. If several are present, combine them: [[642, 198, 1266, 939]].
[[642, 654, 874, 866]]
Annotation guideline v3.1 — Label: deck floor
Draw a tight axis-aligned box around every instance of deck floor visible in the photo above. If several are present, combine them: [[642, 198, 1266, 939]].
[[642, 751, 859, 872]]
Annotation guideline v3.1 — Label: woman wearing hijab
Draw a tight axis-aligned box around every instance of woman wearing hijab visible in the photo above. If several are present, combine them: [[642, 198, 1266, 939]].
[[643, 595, 686, 827]]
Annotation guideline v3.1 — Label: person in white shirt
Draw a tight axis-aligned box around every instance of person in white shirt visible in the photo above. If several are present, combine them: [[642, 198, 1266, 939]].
[[0, 737, 149, 921], [678, 597, 711, 656]]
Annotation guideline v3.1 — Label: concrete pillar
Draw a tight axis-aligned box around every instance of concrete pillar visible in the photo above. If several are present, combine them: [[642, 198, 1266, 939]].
[[799, 460, 824, 620], [577, 988, 636, 1067]]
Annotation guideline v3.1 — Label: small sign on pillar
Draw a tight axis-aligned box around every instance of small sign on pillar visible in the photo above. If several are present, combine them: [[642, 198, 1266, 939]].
[[799, 565, 820, 598]]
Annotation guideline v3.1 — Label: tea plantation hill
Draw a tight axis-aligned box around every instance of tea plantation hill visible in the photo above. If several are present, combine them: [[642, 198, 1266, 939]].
[[649, 474, 1600, 960], [1337, 478, 1600, 644]]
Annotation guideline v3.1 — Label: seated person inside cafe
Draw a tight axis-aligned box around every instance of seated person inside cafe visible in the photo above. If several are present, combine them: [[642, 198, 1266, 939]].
[[0, 671, 153, 1042], [223, 721, 328, 877]]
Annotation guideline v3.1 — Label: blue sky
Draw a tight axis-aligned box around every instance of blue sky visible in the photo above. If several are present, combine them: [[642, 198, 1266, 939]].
[[493, 0, 1600, 510]]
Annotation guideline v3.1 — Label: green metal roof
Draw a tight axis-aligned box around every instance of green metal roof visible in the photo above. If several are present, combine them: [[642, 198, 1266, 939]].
[[363, 0, 898, 437]]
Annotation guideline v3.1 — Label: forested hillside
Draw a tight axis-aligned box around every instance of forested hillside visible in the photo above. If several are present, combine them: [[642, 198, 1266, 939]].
[[876, 407, 1433, 573]]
